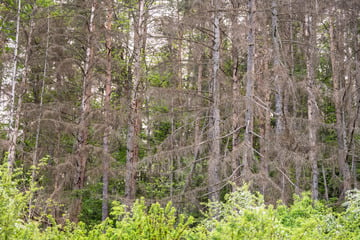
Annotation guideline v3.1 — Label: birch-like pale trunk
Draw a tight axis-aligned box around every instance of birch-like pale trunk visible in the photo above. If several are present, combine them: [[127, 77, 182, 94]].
[[207, 0, 221, 202], [102, 0, 113, 221], [125, 0, 146, 204], [271, 0, 284, 135], [71, 0, 96, 222], [7, 0, 22, 171], [9, 2, 34, 172], [305, 7, 319, 200], [242, 0, 255, 177]]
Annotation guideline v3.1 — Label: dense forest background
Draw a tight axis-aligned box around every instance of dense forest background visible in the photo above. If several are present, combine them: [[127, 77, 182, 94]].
[[0, 0, 360, 227]]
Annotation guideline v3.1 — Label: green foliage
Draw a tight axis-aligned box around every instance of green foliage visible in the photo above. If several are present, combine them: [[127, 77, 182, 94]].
[[190, 186, 360, 240], [79, 183, 103, 226], [340, 189, 360, 235], [0, 164, 41, 240], [148, 70, 171, 87], [103, 199, 194, 239], [2, 169, 360, 240], [194, 185, 286, 240]]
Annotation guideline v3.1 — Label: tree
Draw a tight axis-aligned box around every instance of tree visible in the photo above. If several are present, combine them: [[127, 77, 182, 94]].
[[7, 0, 22, 170], [207, 0, 221, 202], [71, 0, 97, 222], [125, 0, 148, 204], [271, 0, 284, 136], [242, 0, 255, 178], [102, 0, 113, 220], [329, 9, 352, 196], [304, 0, 319, 200]]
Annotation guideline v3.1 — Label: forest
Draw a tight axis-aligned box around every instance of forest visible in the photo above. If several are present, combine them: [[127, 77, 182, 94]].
[[0, 0, 360, 238]]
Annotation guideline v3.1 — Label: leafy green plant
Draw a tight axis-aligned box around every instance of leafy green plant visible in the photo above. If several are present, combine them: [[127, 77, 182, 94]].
[[0, 164, 40, 239], [103, 198, 194, 240]]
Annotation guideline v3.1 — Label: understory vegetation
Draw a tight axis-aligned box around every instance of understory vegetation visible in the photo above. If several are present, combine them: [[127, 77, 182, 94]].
[[2, 164, 360, 240]]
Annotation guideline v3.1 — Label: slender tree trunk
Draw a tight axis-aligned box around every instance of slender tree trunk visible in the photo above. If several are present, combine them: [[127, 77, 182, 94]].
[[329, 17, 352, 195], [31, 7, 49, 178], [125, 0, 146, 204], [183, 54, 203, 194], [259, 58, 271, 190], [322, 163, 329, 201], [305, 7, 319, 200], [242, 0, 255, 178], [102, 0, 113, 221], [271, 0, 284, 135], [9, 3, 34, 173], [352, 23, 360, 188], [7, 0, 22, 171], [176, 2, 183, 89], [208, 0, 221, 202], [29, 6, 50, 218], [71, 0, 96, 222], [230, 0, 241, 189], [287, 0, 301, 196]]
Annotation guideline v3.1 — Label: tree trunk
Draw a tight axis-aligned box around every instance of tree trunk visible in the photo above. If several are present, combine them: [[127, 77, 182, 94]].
[[125, 0, 146, 204], [242, 0, 255, 178], [230, 0, 241, 189], [7, 0, 22, 171], [208, 0, 221, 202], [71, 0, 96, 222], [271, 0, 284, 136], [9, 2, 34, 173], [329, 17, 352, 195], [183, 53, 203, 194], [29, 6, 50, 218], [102, 0, 113, 221], [259, 57, 271, 195], [352, 22, 360, 188], [305, 8, 319, 200]]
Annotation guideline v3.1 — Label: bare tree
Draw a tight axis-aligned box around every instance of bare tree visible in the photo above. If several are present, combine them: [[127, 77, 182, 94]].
[[208, 0, 221, 201], [7, 0, 22, 170], [329, 14, 352, 195], [242, 0, 255, 178], [102, 0, 113, 220], [29, 5, 51, 218], [229, 0, 242, 189], [271, 0, 284, 136], [125, 0, 147, 203], [304, 0, 319, 200], [71, 0, 97, 222]]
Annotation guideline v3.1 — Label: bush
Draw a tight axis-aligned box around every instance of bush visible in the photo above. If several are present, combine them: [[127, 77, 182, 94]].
[[2, 164, 360, 240], [101, 199, 194, 239], [0, 164, 42, 239]]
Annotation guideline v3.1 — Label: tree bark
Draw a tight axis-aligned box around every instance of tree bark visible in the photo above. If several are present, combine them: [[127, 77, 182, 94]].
[[29, 5, 50, 218], [208, 0, 221, 202], [329, 16, 352, 195], [271, 0, 284, 136], [305, 6, 319, 200], [71, 0, 96, 222], [182, 53, 203, 194], [242, 0, 255, 178], [125, 0, 147, 204], [102, 0, 113, 221], [230, 0, 241, 189], [7, 0, 22, 171]]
